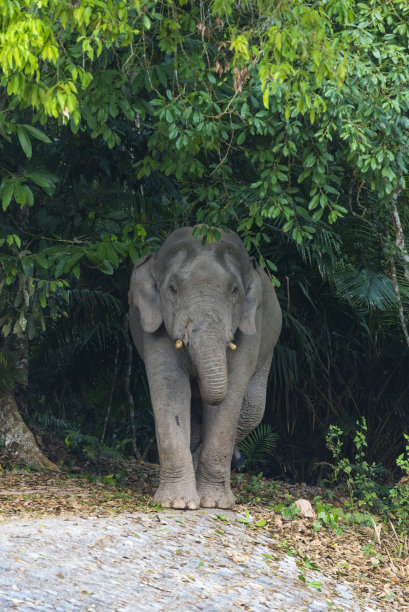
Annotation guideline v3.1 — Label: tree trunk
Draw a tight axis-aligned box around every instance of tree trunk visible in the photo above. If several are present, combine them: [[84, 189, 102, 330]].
[[0, 388, 60, 471], [390, 255, 409, 350], [12, 331, 29, 417], [101, 341, 119, 444], [123, 314, 142, 461], [391, 201, 409, 283]]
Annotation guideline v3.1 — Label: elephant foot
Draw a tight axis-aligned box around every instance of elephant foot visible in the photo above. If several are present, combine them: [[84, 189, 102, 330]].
[[197, 483, 235, 509], [153, 483, 200, 510]]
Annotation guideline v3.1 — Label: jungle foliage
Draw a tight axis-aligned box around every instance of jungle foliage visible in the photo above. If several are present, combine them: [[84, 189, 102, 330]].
[[0, 1, 409, 487]]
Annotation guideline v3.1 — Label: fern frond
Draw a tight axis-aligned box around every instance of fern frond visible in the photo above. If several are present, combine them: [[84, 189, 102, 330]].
[[238, 423, 279, 469], [0, 350, 20, 391]]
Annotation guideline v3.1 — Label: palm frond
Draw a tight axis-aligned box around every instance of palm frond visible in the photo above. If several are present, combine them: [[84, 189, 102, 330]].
[[298, 227, 343, 278], [282, 310, 320, 374], [333, 269, 399, 310], [69, 288, 123, 314], [270, 344, 298, 389]]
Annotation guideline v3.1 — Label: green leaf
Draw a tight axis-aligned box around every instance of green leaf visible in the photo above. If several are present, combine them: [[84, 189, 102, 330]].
[[2, 181, 14, 211], [312, 208, 324, 222], [183, 106, 192, 121], [262, 553, 275, 560], [304, 153, 316, 168], [35, 254, 49, 269], [275, 31, 282, 52], [14, 183, 26, 206], [28, 171, 57, 193], [240, 103, 249, 118], [17, 126, 32, 159], [308, 581, 322, 591], [262, 87, 270, 110], [29, 172, 50, 188], [155, 66, 167, 88], [23, 185, 34, 206], [23, 125, 51, 143], [101, 259, 114, 274], [128, 244, 138, 262], [21, 256, 34, 276]]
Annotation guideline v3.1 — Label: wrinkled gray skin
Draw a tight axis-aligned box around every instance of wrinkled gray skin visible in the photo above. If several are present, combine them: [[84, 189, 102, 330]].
[[129, 227, 282, 509]]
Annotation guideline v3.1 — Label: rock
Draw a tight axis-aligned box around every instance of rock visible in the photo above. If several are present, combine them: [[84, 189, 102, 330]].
[[295, 499, 316, 518], [0, 510, 378, 611]]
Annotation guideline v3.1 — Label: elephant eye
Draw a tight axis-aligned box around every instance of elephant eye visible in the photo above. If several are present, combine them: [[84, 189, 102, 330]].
[[232, 285, 239, 295], [169, 283, 177, 294]]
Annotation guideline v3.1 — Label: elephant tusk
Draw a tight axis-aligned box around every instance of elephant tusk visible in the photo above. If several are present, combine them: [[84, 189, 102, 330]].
[[228, 341, 237, 350], [175, 339, 183, 349]]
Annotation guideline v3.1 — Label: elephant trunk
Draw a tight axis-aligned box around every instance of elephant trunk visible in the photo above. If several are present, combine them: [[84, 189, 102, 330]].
[[189, 333, 228, 406]]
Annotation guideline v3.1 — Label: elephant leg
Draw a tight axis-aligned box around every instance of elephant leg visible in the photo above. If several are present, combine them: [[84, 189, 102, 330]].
[[191, 443, 202, 473], [190, 396, 202, 473], [196, 381, 250, 509], [145, 348, 199, 510], [232, 444, 246, 468], [196, 361, 271, 508], [236, 361, 270, 444]]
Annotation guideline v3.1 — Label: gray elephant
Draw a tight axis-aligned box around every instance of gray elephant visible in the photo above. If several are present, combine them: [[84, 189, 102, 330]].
[[128, 227, 282, 509]]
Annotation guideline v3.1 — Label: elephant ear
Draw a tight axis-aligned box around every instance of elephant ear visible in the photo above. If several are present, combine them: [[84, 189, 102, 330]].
[[239, 260, 262, 336], [128, 254, 163, 333]]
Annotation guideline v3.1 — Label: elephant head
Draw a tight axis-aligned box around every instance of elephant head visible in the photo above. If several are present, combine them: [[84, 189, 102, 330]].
[[129, 228, 262, 406]]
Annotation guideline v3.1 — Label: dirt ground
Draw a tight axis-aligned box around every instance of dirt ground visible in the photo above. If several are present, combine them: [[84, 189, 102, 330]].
[[0, 462, 408, 611]]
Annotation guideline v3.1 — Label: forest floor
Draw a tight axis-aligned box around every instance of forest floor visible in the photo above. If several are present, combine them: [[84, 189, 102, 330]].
[[0, 450, 408, 611]]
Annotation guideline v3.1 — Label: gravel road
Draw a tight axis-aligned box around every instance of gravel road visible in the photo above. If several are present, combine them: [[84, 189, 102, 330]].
[[0, 509, 381, 611]]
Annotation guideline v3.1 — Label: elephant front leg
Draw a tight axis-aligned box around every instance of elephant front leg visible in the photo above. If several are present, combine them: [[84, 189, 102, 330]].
[[196, 401, 242, 509], [146, 364, 199, 510]]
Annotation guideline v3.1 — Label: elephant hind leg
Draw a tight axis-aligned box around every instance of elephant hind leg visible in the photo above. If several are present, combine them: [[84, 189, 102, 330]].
[[232, 445, 246, 468], [192, 443, 201, 473], [190, 394, 202, 472], [236, 362, 270, 445]]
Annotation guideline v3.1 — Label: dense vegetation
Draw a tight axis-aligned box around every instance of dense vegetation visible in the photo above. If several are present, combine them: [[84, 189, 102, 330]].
[[1, 1, 408, 506]]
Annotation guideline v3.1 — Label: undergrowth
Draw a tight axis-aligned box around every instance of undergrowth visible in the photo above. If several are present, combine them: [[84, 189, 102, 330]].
[[320, 418, 409, 536]]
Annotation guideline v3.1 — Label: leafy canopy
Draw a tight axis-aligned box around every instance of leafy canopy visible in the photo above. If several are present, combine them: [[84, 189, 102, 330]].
[[1, 0, 409, 339]]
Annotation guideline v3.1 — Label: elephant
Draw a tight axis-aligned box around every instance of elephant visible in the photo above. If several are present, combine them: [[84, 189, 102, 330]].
[[128, 227, 282, 509]]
